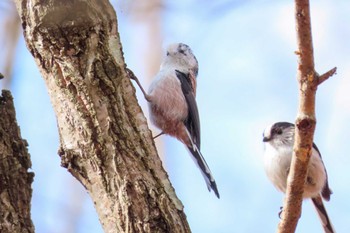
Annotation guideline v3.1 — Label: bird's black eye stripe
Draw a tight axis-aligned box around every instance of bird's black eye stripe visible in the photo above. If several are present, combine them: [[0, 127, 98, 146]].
[[271, 127, 283, 135], [275, 128, 283, 135], [178, 44, 188, 55], [179, 49, 186, 55]]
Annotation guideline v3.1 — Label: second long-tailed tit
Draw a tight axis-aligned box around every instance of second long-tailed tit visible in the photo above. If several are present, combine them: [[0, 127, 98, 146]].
[[129, 43, 219, 198], [262, 122, 335, 233]]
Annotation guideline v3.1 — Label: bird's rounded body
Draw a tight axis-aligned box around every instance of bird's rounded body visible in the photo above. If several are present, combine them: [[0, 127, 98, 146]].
[[148, 68, 189, 144], [139, 43, 219, 198], [263, 140, 326, 199], [262, 122, 334, 232]]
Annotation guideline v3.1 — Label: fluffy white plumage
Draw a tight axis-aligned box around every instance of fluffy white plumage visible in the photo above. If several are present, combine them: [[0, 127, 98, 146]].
[[262, 122, 335, 233], [263, 123, 326, 198]]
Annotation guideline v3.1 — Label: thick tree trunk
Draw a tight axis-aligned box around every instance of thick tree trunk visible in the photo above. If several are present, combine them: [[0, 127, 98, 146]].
[[0, 90, 35, 233], [13, 1, 190, 232]]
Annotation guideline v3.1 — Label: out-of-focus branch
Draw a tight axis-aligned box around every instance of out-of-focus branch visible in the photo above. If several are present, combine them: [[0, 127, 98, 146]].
[[277, 1, 336, 232], [0, 0, 21, 88]]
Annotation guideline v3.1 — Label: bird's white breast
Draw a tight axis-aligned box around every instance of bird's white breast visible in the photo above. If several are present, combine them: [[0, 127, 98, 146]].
[[264, 143, 327, 198], [264, 143, 292, 193]]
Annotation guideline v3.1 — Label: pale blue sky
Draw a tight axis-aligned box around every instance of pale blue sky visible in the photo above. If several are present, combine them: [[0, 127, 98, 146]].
[[1, 0, 349, 232]]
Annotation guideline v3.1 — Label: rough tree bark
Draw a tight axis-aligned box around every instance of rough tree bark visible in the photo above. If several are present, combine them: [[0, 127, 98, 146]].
[[0, 90, 35, 233], [13, 0, 190, 232], [277, 0, 336, 232]]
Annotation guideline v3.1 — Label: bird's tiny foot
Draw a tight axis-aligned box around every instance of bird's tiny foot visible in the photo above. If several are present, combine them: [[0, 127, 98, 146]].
[[153, 132, 165, 139], [278, 206, 283, 219], [126, 68, 151, 102], [126, 68, 137, 80]]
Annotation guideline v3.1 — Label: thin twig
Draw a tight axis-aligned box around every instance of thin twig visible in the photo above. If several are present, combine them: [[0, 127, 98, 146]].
[[318, 67, 337, 85]]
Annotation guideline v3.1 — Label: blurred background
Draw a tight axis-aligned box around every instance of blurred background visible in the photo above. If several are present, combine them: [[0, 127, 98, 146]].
[[0, 0, 349, 232]]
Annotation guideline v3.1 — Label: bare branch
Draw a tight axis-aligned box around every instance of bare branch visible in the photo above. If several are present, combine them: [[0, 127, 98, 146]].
[[318, 67, 337, 85], [277, 0, 335, 232]]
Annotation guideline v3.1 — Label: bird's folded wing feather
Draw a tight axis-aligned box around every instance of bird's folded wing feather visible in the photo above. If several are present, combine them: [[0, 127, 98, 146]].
[[175, 70, 201, 149]]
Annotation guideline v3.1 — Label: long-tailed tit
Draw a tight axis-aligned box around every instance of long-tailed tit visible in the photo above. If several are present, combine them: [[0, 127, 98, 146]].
[[129, 43, 219, 198], [262, 122, 335, 233]]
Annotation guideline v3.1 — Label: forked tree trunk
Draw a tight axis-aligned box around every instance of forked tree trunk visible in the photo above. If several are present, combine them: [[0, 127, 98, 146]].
[[13, 1, 190, 232]]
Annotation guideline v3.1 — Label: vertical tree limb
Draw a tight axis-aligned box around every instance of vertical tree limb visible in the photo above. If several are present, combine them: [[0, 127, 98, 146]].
[[13, 0, 190, 232], [277, 1, 336, 232], [0, 90, 35, 233]]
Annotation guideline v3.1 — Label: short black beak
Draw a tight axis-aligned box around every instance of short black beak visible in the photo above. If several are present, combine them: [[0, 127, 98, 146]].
[[263, 136, 270, 142]]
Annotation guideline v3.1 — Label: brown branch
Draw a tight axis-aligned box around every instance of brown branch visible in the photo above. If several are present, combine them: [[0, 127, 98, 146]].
[[318, 67, 337, 85], [0, 90, 35, 233], [277, 1, 336, 232]]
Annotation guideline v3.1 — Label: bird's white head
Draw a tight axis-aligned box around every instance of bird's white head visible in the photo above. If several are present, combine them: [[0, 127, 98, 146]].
[[160, 43, 198, 77], [263, 122, 295, 148]]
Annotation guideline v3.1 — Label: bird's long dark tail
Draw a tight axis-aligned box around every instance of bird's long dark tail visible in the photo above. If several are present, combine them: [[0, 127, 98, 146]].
[[311, 195, 335, 233], [187, 145, 220, 198]]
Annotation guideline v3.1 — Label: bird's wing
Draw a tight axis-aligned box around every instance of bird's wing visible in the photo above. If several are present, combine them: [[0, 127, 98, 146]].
[[175, 70, 201, 149], [312, 143, 333, 201], [175, 70, 220, 198], [311, 195, 336, 233]]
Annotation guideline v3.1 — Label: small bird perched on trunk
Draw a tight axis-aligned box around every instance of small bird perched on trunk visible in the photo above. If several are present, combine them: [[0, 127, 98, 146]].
[[128, 43, 219, 198], [262, 122, 335, 233]]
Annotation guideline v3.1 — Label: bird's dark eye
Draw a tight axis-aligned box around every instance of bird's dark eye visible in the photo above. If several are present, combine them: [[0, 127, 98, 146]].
[[179, 49, 186, 55], [166, 52, 170, 56], [276, 128, 283, 135]]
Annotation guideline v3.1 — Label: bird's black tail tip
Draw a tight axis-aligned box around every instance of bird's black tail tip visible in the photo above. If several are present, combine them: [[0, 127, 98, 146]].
[[209, 181, 220, 199], [187, 145, 220, 199]]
